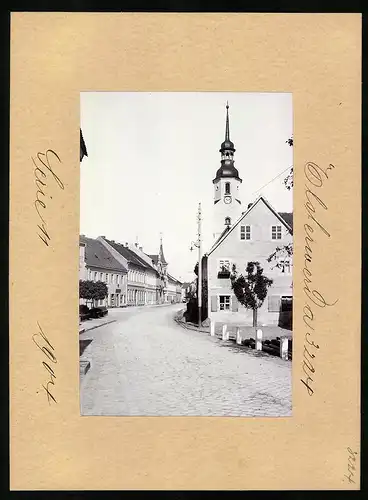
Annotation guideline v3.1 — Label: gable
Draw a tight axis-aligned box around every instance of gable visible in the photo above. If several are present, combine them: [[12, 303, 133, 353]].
[[208, 196, 293, 256]]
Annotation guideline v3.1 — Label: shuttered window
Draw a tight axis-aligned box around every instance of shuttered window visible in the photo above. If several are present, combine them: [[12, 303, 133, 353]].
[[268, 295, 281, 312]]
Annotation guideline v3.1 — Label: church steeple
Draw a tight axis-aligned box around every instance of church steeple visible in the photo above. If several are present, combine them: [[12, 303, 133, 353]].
[[225, 101, 230, 142], [158, 233, 167, 266], [213, 102, 242, 183], [212, 102, 243, 241]]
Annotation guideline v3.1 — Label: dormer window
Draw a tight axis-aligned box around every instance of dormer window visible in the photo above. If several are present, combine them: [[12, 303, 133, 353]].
[[225, 182, 230, 194], [225, 217, 231, 226]]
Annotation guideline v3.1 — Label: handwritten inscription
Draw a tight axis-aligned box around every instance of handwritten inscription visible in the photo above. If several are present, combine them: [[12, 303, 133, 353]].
[[343, 447, 358, 484], [33, 149, 64, 246], [32, 322, 57, 405], [301, 162, 338, 396]]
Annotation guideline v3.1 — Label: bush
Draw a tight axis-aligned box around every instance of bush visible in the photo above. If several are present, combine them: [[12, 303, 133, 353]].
[[79, 304, 90, 314], [90, 307, 108, 318]]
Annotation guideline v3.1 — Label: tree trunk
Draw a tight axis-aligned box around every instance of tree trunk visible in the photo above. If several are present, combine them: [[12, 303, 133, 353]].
[[253, 307, 258, 328]]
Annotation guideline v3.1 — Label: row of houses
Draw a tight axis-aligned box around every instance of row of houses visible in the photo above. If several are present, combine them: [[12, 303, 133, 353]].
[[79, 235, 183, 308]]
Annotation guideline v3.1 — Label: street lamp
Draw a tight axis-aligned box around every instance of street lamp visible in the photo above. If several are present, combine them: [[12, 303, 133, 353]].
[[190, 203, 202, 327]]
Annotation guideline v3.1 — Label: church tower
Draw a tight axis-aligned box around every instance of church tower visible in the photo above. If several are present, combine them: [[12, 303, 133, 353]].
[[212, 102, 242, 240]]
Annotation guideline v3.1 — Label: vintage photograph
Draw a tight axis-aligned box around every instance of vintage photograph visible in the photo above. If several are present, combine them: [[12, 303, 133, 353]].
[[79, 92, 293, 416]]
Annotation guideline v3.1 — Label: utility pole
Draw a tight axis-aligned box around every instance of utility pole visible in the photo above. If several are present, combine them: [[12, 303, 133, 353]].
[[197, 203, 202, 328], [190, 203, 202, 327]]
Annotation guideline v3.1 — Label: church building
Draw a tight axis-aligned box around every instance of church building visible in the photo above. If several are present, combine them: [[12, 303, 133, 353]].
[[206, 103, 293, 328]]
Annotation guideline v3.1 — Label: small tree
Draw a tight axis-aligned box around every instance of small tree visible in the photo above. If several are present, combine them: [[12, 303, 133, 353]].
[[284, 136, 293, 190], [268, 137, 294, 269], [79, 280, 108, 307], [230, 262, 273, 328]]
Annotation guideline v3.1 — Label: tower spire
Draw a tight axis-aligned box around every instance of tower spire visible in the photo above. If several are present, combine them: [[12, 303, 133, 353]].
[[225, 101, 230, 141]]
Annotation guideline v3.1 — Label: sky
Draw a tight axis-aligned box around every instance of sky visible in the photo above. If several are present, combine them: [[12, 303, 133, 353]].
[[80, 92, 293, 283]]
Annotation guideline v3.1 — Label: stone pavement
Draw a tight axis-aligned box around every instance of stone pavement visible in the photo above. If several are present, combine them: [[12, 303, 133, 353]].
[[80, 304, 292, 417]]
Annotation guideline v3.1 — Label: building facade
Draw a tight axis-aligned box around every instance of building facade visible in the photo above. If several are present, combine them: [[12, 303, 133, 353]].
[[79, 235, 128, 307], [206, 104, 293, 327], [207, 196, 293, 327]]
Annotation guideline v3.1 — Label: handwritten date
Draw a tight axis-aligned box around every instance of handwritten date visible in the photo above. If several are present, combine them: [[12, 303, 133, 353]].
[[32, 322, 57, 405]]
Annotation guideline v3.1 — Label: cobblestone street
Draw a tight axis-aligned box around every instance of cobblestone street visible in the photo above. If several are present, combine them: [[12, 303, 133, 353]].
[[80, 304, 292, 416]]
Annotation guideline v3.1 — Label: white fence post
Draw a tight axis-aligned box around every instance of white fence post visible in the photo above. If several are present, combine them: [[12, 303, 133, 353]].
[[280, 337, 289, 360], [210, 321, 215, 337], [222, 324, 228, 341], [236, 327, 242, 345], [256, 329, 263, 351]]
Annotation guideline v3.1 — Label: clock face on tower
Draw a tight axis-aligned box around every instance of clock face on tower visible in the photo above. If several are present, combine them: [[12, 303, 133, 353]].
[[224, 195, 232, 204]]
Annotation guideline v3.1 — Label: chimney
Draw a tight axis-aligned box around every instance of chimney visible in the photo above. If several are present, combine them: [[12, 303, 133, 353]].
[[135, 243, 138, 248], [247, 203, 253, 209], [139, 246, 143, 251], [125, 242, 129, 247]]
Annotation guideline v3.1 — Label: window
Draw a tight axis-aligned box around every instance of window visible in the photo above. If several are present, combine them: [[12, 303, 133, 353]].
[[219, 295, 231, 311], [99, 272, 103, 281], [105, 273, 108, 282], [218, 259, 231, 273], [94, 271, 97, 281], [272, 225, 282, 240], [240, 225, 251, 240], [225, 182, 230, 194], [279, 259, 292, 274]]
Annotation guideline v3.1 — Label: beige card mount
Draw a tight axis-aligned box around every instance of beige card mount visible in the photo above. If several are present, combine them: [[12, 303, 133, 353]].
[[10, 13, 361, 490]]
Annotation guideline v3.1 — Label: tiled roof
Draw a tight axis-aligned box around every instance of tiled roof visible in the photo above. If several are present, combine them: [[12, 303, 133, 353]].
[[104, 239, 148, 269], [128, 246, 159, 274], [148, 254, 159, 265], [279, 212, 293, 230], [80, 235, 127, 272]]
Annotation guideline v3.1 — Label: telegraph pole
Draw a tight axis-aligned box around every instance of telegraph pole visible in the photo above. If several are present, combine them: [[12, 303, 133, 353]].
[[190, 203, 203, 327], [197, 203, 202, 328]]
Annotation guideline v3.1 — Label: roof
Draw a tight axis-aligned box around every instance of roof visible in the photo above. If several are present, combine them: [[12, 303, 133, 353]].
[[127, 246, 159, 274], [147, 254, 159, 265], [104, 238, 148, 269], [208, 195, 293, 256], [80, 235, 127, 272], [80, 129, 88, 161], [148, 248, 167, 266], [279, 212, 293, 230], [209, 225, 231, 253], [167, 273, 182, 285]]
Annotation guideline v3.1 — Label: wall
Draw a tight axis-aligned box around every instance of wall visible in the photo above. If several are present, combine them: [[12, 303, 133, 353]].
[[208, 199, 292, 326]]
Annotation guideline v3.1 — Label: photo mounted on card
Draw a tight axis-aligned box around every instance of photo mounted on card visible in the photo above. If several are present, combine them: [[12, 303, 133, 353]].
[[10, 13, 361, 490]]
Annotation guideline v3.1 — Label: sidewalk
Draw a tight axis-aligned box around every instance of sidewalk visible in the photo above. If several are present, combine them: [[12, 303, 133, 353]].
[[79, 317, 116, 334]]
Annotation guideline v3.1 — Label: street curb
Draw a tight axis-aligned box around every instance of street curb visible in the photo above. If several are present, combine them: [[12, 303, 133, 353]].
[[79, 319, 116, 335], [174, 317, 210, 335]]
